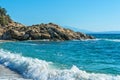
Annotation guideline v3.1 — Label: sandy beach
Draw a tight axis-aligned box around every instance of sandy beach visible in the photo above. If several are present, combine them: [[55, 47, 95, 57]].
[[0, 65, 31, 80], [0, 40, 23, 79]]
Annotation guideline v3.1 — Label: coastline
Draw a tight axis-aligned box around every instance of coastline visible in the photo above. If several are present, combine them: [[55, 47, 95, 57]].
[[0, 40, 14, 42], [0, 65, 30, 80], [0, 41, 31, 80]]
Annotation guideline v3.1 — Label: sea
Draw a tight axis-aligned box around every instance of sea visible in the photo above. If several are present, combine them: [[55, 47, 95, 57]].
[[0, 34, 120, 80]]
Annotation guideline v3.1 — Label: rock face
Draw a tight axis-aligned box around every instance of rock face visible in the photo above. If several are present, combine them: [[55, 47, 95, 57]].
[[0, 7, 94, 41], [0, 23, 94, 41]]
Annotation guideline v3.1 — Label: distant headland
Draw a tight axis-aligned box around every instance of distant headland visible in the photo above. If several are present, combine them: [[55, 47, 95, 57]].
[[0, 7, 94, 41]]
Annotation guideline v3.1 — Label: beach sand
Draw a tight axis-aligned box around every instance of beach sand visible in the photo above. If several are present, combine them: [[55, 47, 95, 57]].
[[0, 65, 31, 80], [0, 41, 32, 80]]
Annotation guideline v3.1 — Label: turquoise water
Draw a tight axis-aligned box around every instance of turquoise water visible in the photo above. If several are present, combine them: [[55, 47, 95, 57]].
[[0, 34, 120, 80]]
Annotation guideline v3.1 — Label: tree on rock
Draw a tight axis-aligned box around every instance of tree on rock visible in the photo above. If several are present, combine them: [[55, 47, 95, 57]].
[[0, 7, 11, 26]]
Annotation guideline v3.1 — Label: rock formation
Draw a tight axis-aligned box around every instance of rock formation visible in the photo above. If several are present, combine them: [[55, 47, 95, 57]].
[[0, 7, 94, 41]]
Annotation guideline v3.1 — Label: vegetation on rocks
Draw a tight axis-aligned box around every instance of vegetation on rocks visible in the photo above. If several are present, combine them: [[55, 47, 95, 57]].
[[0, 7, 11, 26]]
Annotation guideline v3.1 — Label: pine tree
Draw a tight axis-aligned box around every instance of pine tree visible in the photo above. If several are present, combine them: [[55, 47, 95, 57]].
[[0, 7, 11, 26]]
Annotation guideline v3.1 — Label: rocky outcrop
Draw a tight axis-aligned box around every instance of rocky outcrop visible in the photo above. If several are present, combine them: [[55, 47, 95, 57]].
[[0, 28, 5, 39], [2, 29, 28, 40], [0, 7, 94, 41], [1, 23, 94, 41]]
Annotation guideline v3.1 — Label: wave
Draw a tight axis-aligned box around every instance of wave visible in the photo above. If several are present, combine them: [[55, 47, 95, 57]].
[[80, 38, 120, 42], [72, 39, 100, 41], [18, 42, 39, 46], [103, 39, 120, 42], [0, 49, 120, 80]]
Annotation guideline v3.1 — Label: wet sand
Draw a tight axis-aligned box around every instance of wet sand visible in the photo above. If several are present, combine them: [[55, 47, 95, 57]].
[[0, 65, 31, 80]]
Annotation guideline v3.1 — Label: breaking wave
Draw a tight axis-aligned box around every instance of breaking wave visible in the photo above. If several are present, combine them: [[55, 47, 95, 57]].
[[0, 49, 120, 80], [81, 38, 120, 42], [103, 39, 120, 42]]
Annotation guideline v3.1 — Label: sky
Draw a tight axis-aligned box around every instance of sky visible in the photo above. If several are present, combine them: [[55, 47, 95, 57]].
[[0, 0, 120, 32]]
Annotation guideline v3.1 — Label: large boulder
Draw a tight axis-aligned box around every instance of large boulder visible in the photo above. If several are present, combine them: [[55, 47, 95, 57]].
[[2, 29, 29, 40], [26, 29, 41, 40], [0, 28, 5, 39]]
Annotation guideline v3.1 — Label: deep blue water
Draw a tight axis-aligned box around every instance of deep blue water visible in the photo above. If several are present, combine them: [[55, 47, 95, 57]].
[[0, 34, 120, 80]]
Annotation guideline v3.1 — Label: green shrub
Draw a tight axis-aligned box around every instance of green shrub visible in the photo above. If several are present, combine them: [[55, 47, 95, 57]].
[[0, 7, 11, 26]]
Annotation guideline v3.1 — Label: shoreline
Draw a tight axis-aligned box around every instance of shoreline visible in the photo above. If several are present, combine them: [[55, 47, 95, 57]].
[[0, 40, 14, 42], [0, 39, 92, 42], [0, 65, 30, 80]]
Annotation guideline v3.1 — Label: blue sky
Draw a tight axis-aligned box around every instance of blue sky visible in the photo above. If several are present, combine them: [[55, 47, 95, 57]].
[[0, 0, 120, 32]]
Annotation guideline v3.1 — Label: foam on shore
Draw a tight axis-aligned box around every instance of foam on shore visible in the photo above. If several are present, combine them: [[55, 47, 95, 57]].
[[0, 49, 120, 80]]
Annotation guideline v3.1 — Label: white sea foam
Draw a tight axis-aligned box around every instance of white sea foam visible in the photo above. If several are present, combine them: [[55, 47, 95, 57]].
[[81, 38, 120, 43], [72, 39, 101, 42], [103, 39, 120, 42], [0, 49, 120, 80], [79, 38, 101, 41], [93, 38, 120, 42], [15, 42, 38, 46]]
